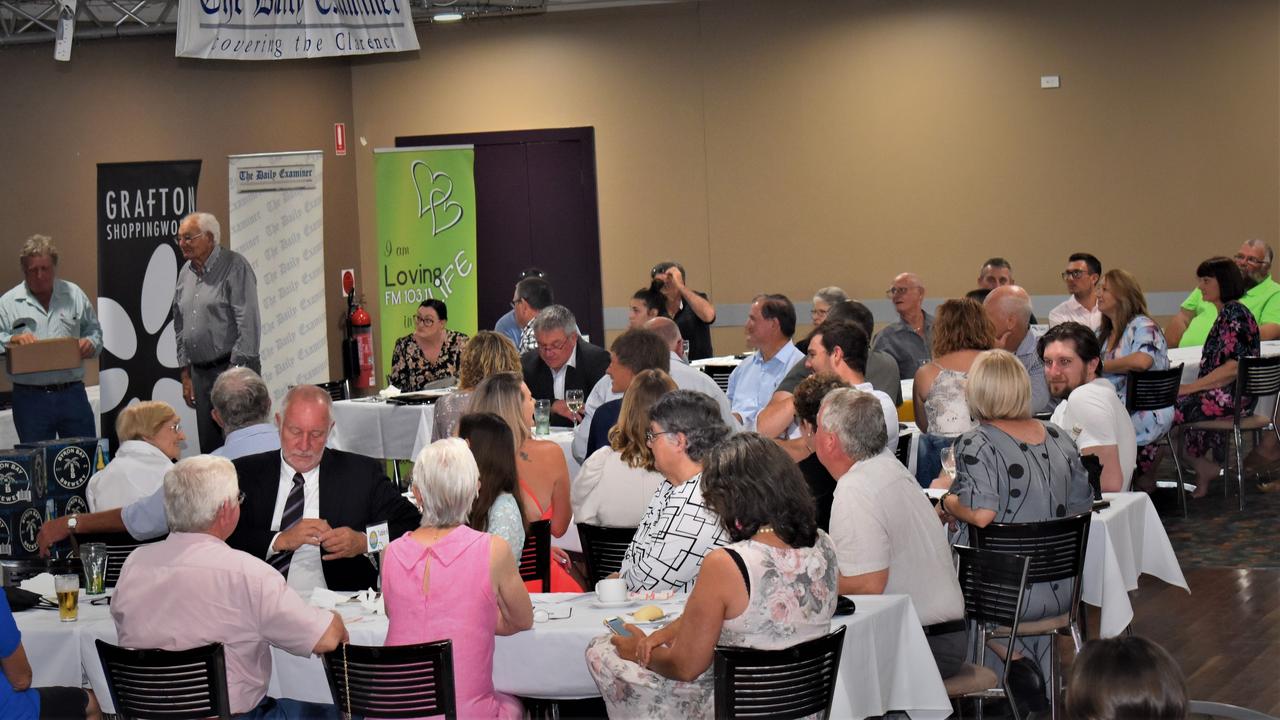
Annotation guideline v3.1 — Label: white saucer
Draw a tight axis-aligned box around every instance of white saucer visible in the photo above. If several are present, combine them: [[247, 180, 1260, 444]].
[[589, 599, 635, 609], [624, 610, 680, 626]]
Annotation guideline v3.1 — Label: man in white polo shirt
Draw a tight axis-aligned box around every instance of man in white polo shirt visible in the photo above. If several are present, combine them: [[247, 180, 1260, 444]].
[[1040, 321, 1137, 492], [814, 387, 965, 680]]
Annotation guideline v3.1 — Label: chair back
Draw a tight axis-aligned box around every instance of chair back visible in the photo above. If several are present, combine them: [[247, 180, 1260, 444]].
[[1236, 355, 1280, 418], [970, 512, 1090, 627], [702, 365, 734, 392], [316, 380, 350, 402], [77, 532, 164, 588], [713, 625, 846, 720], [953, 545, 1031, 630], [321, 640, 457, 720], [1125, 365, 1184, 413], [95, 640, 231, 720], [893, 432, 912, 467], [519, 519, 551, 592], [576, 523, 637, 587]]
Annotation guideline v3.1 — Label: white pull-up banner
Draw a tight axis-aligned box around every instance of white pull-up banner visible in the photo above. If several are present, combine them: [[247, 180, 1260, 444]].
[[176, 0, 419, 61]]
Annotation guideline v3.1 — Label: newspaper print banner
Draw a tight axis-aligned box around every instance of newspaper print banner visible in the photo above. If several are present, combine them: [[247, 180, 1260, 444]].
[[228, 151, 329, 406], [176, 0, 419, 60]]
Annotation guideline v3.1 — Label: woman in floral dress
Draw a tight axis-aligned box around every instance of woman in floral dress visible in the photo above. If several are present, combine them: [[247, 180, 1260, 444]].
[[1173, 257, 1261, 497], [387, 299, 468, 391], [585, 433, 838, 720], [1097, 269, 1175, 491]]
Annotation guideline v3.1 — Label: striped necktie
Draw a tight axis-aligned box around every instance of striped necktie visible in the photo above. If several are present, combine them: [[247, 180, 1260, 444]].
[[267, 473, 306, 577]]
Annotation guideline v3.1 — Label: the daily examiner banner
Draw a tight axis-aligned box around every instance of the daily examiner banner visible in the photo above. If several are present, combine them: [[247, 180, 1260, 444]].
[[96, 160, 203, 456], [228, 151, 329, 406], [176, 0, 419, 60], [374, 146, 477, 388]]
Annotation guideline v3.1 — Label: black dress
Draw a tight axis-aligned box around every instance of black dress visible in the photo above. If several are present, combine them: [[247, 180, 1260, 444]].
[[797, 452, 836, 531]]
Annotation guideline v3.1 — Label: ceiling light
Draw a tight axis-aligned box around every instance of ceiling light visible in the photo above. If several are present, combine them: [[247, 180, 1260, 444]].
[[433, 11, 463, 22]]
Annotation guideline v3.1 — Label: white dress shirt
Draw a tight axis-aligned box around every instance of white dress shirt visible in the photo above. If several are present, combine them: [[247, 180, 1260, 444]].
[[267, 459, 327, 594], [551, 346, 579, 400], [1048, 295, 1103, 331], [727, 342, 804, 430]]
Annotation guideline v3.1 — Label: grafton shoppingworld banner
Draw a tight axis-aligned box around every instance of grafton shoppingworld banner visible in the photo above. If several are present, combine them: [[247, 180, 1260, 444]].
[[374, 146, 477, 389], [175, 0, 419, 60], [96, 160, 203, 455], [228, 151, 329, 405]]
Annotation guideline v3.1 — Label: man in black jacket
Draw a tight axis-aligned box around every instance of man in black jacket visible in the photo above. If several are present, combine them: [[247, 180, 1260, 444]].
[[521, 304, 610, 428], [229, 385, 419, 593]]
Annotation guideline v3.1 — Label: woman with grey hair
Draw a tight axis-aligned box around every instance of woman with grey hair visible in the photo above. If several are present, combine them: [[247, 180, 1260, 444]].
[[382, 438, 533, 720], [810, 286, 848, 326], [617, 390, 733, 592]]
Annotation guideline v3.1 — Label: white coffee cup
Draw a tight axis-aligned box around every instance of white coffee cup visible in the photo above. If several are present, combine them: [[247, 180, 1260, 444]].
[[595, 578, 627, 604]]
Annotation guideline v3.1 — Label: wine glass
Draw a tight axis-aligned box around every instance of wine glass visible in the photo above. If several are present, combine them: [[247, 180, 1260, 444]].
[[566, 389, 585, 430], [940, 446, 957, 481]]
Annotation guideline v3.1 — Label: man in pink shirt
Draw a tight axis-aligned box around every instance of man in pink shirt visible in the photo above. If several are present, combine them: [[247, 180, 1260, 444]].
[[111, 455, 347, 718]]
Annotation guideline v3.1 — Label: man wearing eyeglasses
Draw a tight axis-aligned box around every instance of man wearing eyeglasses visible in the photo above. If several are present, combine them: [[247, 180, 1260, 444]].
[[171, 212, 261, 453], [872, 272, 933, 380], [1166, 239, 1280, 347], [520, 304, 611, 427], [0, 235, 101, 442], [1048, 253, 1103, 331]]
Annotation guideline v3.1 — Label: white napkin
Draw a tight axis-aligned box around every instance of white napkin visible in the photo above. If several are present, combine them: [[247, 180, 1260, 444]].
[[355, 588, 384, 615], [377, 385, 402, 400], [19, 572, 55, 598], [308, 588, 353, 610]]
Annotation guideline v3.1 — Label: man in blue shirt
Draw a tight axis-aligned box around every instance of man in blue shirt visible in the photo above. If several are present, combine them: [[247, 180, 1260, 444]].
[[0, 590, 99, 718], [727, 294, 804, 430], [495, 267, 546, 347], [0, 235, 102, 443]]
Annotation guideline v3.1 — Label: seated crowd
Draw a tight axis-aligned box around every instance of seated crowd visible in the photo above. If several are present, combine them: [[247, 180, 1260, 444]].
[[20, 245, 1262, 719]]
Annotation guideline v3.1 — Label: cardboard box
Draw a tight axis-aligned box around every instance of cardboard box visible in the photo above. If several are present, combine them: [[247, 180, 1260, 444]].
[[0, 505, 47, 558], [5, 337, 81, 375], [0, 448, 46, 508], [16, 437, 97, 495]]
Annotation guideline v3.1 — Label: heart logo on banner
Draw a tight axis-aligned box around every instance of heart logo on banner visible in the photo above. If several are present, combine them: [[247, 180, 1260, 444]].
[[411, 160, 464, 236]]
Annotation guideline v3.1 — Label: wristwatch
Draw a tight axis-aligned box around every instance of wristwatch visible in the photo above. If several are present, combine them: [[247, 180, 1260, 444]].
[[938, 492, 952, 512], [66, 514, 79, 533]]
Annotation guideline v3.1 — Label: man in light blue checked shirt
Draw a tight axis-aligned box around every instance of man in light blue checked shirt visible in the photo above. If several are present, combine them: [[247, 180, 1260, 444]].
[[0, 235, 101, 442]]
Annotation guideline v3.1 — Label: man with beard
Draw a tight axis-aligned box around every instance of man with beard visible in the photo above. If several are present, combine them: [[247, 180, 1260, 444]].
[[1039, 322, 1136, 492], [1167, 239, 1280, 347]]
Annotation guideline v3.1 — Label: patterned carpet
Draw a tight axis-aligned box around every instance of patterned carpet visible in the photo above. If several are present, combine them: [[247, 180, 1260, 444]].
[[1148, 461, 1280, 570]]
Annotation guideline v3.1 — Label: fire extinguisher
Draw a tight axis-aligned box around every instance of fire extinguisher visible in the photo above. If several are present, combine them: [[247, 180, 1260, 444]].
[[348, 297, 376, 389]]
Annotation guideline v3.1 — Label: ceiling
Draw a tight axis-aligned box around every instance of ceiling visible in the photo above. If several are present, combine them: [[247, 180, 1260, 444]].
[[0, 0, 686, 49]]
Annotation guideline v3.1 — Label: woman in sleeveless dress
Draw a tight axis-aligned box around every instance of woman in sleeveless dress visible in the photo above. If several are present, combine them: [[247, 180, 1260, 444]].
[[382, 438, 533, 719], [586, 433, 839, 720], [457, 412, 527, 562], [471, 372, 581, 592], [913, 299, 995, 486]]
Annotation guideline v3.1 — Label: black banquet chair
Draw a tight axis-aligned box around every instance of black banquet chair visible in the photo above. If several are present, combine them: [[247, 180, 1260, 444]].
[[712, 625, 846, 720], [518, 519, 551, 593], [1124, 365, 1186, 516], [95, 639, 231, 720], [576, 523, 637, 588], [322, 640, 457, 720], [76, 531, 164, 589]]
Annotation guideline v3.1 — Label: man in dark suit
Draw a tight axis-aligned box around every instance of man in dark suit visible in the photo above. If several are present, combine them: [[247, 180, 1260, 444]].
[[228, 385, 419, 593], [520, 304, 611, 428]]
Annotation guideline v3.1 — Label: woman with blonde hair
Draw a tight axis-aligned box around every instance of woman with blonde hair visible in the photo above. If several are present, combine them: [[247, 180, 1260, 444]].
[[1096, 269, 1175, 490], [432, 330, 522, 441], [470, 372, 580, 591], [912, 298, 996, 486], [86, 401, 185, 511], [934, 349, 1092, 711], [572, 369, 676, 526]]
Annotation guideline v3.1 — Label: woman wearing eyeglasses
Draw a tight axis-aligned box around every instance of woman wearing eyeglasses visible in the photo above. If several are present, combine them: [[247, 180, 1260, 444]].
[[86, 401, 185, 511], [387, 299, 468, 392]]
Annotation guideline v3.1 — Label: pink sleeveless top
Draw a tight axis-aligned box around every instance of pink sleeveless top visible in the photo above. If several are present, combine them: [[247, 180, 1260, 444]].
[[383, 526, 522, 720]]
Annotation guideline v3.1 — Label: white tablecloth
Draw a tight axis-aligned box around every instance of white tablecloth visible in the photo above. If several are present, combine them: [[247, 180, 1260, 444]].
[[72, 593, 950, 719], [13, 590, 112, 687], [0, 384, 102, 449], [1086, 492, 1189, 637]]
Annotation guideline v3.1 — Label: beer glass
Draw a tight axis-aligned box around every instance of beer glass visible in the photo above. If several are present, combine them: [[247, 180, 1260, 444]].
[[81, 543, 109, 595], [54, 574, 79, 622]]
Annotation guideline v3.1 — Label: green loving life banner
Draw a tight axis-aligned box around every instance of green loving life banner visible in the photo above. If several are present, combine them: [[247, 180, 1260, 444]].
[[374, 146, 477, 388]]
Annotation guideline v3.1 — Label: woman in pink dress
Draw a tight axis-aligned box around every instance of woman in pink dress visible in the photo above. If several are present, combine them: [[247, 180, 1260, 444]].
[[382, 438, 534, 719]]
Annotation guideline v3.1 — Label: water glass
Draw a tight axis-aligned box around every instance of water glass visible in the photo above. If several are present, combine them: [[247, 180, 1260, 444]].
[[534, 399, 551, 437], [940, 446, 957, 480], [81, 542, 108, 595]]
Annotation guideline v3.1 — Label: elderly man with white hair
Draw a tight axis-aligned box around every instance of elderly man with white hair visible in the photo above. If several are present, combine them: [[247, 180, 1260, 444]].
[[873, 272, 933, 380], [112, 455, 347, 719], [984, 285, 1053, 413], [172, 211, 261, 453], [520, 304, 611, 428]]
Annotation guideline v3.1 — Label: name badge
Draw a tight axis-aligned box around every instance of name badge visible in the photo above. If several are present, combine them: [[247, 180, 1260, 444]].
[[365, 522, 390, 553]]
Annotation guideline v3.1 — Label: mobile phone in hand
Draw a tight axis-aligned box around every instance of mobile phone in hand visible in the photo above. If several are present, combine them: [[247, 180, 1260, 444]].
[[604, 617, 631, 637]]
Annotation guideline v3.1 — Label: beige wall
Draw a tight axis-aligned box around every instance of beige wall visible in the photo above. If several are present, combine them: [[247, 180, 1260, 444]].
[[1, 0, 1277, 380], [351, 0, 1279, 352], [0, 37, 359, 390]]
